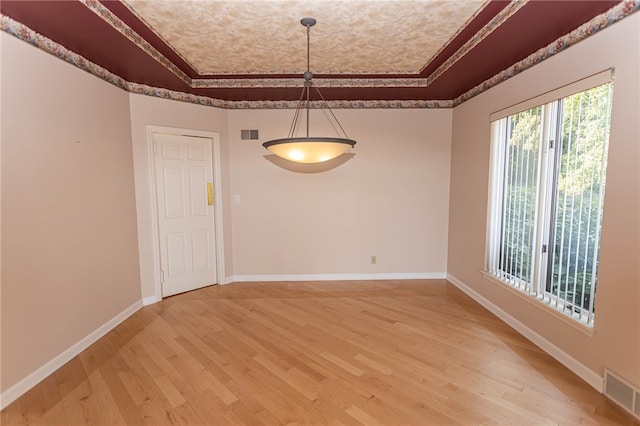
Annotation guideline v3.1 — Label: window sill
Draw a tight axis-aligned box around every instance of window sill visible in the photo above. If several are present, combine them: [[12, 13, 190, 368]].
[[480, 271, 595, 337]]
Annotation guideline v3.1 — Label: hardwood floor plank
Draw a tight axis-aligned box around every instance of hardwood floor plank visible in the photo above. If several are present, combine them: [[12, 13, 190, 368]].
[[39, 375, 68, 426], [345, 404, 385, 426], [2, 280, 637, 425], [97, 356, 147, 425], [2, 395, 28, 426], [24, 385, 47, 426], [85, 370, 128, 426]]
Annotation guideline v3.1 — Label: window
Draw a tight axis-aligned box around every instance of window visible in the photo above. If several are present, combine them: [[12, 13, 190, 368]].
[[487, 73, 614, 327]]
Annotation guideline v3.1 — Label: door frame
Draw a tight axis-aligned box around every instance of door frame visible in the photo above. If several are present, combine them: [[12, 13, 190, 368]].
[[146, 125, 225, 300]]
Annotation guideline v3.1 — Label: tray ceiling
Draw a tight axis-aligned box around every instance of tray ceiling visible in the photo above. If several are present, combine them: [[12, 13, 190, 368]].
[[0, 0, 630, 105], [121, 0, 486, 76]]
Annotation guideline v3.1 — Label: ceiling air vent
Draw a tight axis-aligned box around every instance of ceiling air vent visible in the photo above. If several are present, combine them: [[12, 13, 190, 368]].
[[241, 129, 259, 140]]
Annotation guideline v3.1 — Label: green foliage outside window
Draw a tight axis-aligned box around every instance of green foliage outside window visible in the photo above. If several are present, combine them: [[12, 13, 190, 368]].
[[550, 84, 612, 311], [499, 107, 541, 283], [499, 84, 612, 313]]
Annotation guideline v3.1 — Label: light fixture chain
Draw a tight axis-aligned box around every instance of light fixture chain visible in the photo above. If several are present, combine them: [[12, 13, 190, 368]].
[[288, 86, 307, 138], [312, 83, 351, 139], [305, 22, 311, 139]]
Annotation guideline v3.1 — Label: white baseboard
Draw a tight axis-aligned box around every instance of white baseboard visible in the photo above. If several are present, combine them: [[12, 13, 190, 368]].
[[0, 299, 142, 410], [229, 272, 447, 283], [446, 273, 603, 392], [142, 294, 160, 305]]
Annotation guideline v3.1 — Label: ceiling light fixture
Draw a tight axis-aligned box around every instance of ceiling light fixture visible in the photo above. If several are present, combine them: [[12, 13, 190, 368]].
[[262, 17, 356, 164]]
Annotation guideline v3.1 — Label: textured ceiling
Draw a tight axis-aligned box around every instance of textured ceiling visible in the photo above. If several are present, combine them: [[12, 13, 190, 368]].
[[121, 0, 486, 75], [0, 0, 632, 105]]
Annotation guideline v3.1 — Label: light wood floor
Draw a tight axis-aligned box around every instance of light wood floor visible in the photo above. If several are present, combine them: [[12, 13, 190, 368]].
[[2, 280, 637, 425]]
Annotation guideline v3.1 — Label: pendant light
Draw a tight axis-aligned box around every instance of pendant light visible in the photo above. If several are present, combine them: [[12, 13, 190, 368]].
[[262, 17, 356, 164]]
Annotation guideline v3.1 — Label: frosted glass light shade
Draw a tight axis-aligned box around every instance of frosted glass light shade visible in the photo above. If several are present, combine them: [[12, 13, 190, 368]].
[[263, 137, 356, 164]]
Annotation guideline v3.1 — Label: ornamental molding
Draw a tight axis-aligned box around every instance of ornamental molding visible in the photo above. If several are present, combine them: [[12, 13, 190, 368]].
[[1, 0, 638, 109]]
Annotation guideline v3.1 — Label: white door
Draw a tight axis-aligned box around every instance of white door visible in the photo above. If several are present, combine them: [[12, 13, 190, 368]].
[[153, 132, 217, 297]]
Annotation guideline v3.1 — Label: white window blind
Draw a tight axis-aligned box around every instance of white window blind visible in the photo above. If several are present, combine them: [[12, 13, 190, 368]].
[[487, 75, 614, 327]]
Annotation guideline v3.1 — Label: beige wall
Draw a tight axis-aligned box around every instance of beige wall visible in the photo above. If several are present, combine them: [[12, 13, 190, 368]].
[[2, 8, 637, 404], [128, 94, 231, 299], [448, 14, 640, 387], [228, 108, 452, 277], [1, 34, 141, 391]]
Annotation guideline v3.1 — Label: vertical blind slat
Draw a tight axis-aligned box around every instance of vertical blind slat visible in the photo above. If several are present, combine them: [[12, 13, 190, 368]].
[[488, 82, 612, 327]]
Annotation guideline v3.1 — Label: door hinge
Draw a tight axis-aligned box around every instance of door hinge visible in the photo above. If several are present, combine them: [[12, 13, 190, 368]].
[[542, 244, 548, 254], [549, 140, 554, 149], [160, 270, 165, 283], [153, 141, 158, 155]]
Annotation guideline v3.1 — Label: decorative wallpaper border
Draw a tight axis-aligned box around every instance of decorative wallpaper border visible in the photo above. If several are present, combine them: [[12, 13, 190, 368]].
[[80, 0, 192, 85], [1, 14, 130, 92], [80, 0, 526, 90], [1, 0, 639, 109], [418, 0, 494, 75], [89, 0, 523, 89], [118, 0, 201, 77], [0, 13, 450, 109], [191, 78, 433, 89], [128, 80, 454, 109], [421, 0, 528, 83], [452, 0, 640, 107]]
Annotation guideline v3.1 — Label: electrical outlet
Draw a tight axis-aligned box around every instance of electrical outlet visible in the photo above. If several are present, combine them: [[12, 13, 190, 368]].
[[371, 255, 377, 264]]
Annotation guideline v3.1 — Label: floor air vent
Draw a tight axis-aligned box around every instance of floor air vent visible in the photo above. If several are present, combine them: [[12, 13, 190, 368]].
[[604, 369, 640, 420]]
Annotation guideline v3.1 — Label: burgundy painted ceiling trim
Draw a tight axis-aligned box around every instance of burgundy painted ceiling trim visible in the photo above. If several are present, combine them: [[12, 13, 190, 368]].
[[99, 0, 510, 81], [99, 0, 199, 78], [428, 0, 622, 99], [0, 0, 192, 93], [0, 0, 633, 104], [419, 0, 511, 77]]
